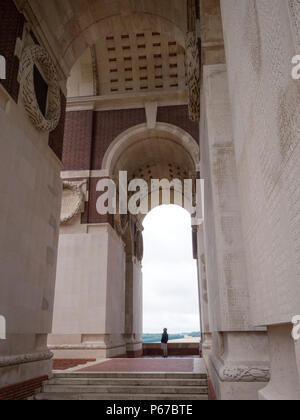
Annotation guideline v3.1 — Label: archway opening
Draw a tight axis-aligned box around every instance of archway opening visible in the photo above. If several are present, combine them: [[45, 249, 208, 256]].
[[142, 205, 200, 343]]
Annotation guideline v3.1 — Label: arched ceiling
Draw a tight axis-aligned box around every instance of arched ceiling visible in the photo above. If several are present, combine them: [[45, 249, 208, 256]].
[[67, 30, 186, 98], [16, 0, 188, 77], [113, 136, 194, 182], [102, 123, 200, 176]]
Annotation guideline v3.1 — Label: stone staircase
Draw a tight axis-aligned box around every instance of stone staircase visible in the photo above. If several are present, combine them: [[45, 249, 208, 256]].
[[35, 372, 208, 400]]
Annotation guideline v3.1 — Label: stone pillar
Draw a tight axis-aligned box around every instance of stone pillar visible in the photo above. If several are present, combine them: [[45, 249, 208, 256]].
[[196, 224, 212, 353], [220, 0, 300, 400], [49, 223, 127, 359], [201, 64, 269, 400], [0, 2, 64, 389], [124, 255, 143, 357], [0, 95, 62, 387]]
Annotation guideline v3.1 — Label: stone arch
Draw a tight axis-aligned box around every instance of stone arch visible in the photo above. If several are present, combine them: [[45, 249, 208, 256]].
[[63, 13, 186, 70], [101, 122, 200, 175]]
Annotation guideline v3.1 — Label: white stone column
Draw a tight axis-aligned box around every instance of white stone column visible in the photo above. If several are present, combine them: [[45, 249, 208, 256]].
[[201, 64, 270, 400], [124, 255, 143, 357], [0, 86, 62, 387], [220, 0, 300, 400], [196, 224, 212, 353], [49, 223, 127, 358]]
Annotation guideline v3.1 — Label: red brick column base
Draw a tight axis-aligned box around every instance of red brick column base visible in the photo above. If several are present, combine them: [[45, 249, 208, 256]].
[[0, 376, 48, 400]]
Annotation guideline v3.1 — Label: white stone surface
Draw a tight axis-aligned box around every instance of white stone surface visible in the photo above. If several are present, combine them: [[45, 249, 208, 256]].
[[0, 75, 62, 387], [259, 324, 300, 400], [49, 223, 127, 357], [221, 0, 300, 327], [202, 64, 252, 332]]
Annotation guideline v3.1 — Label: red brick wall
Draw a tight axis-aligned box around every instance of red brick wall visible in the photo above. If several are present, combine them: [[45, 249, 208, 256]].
[[0, 376, 48, 400], [87, 177, 115, 226], [91, 108, 146, 169], [62, 110, 94, 170], [62, 105, 199, 172], [49, 91, 67, 161], [157, 105, 199, 143], [0, 0, 25, 102]]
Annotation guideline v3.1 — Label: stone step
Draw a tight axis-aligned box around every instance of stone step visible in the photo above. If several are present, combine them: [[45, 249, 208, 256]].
[[48, 378, 208, 387], [53, 372, 206, 380], [42, 384, 208, 395], [35, 392, 208, 401]]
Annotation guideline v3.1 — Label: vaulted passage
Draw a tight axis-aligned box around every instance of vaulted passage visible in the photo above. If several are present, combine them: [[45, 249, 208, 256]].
[[1, 0, 300, 401]]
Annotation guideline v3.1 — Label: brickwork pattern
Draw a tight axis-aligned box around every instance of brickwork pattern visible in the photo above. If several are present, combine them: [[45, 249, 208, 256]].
[[0, 376, 48, 400], [49, 91, 67, 161], [157, 105, 199, 143], [87, 177, 115, 226], [62, 110, 94, 170], [91, 108, 146, 169], [62, 105, 199, 171], [0, 0, 25, 102]]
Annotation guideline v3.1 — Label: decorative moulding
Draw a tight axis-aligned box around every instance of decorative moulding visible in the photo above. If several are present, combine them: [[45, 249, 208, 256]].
[[60, 181, 86, 225], [19, 45, 61, 132], [211, 355, 270, 383], [0, 350, 53, 368]]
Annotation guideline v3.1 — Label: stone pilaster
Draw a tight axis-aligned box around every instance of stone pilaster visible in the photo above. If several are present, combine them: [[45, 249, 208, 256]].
[[201, 64, 269, 400]]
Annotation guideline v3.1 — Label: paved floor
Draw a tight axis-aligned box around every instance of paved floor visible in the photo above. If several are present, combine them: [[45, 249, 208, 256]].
[[76, 358, 206, 374]]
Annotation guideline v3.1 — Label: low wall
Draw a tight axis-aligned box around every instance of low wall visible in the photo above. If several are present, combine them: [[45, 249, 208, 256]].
[[143, 342, 201, 357]]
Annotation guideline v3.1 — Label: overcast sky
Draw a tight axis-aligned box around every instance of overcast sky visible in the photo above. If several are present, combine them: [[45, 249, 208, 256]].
[[142, 205, 200, 334]]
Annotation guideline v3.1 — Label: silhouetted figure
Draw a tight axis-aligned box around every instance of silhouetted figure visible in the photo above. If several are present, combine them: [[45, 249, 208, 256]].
[[161, 328, 169, 358]]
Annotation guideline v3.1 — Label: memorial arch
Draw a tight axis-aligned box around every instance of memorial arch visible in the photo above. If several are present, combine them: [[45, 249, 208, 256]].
[[49, 119, 201, 359], [0, 0, 300, 400]]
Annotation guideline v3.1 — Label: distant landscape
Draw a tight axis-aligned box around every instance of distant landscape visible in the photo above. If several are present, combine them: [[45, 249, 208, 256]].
[[142, 332, 200, 343]]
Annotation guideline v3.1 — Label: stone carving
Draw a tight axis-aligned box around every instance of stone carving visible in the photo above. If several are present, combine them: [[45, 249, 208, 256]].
[[60, 181, 85, 224], [115, 213, 129, 236], [220, 366, 270, 383], [211, 355, 270, 383], [186, 0, 200, 122], [19, 45, 61, 132], [0, 350, 53, 368]]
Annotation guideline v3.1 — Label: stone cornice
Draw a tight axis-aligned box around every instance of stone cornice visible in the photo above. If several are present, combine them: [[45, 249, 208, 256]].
[[66, 90, 188, 112], [0, 350, 53, 368]]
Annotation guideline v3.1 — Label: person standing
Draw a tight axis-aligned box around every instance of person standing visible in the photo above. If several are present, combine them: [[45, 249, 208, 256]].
[[161, 328, 169, 358]]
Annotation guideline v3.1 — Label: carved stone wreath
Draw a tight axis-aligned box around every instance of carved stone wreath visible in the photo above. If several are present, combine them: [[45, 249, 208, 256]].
[[186, 31, 200, 122], [19, 45, 61, 132], [60, 181, 85, 225]]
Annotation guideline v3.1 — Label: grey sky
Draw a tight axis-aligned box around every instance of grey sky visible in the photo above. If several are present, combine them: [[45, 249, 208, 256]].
[[142, 205, 200, 334]]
